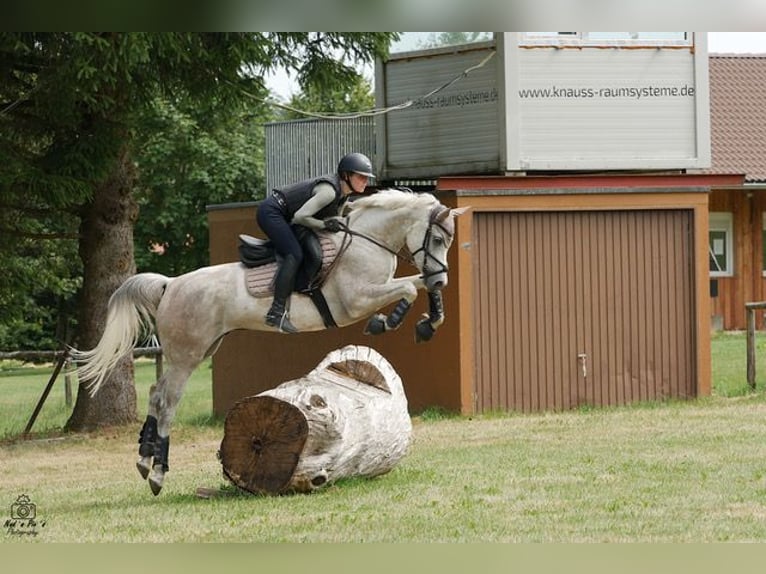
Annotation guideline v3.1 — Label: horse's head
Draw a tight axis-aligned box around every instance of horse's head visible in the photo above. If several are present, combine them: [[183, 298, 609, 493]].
[[346, 189, 469, 291], [406, 202, 469, 292]]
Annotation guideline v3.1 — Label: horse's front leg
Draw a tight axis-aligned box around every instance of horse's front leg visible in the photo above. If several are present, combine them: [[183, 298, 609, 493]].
[[415, 290, 445, 343], [355, 275, 424, 336]]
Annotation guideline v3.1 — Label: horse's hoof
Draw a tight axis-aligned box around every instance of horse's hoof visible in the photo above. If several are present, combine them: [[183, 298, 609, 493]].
[[415, 318, 435, 343], [149, 475, 164, 496], [148, 466, 165, 495], [364, 314, 386, 335], [136, 457, 151, 480]]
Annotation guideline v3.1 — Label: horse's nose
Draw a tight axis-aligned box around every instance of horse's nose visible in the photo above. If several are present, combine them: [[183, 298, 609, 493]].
[[429, 277, 447, 291]]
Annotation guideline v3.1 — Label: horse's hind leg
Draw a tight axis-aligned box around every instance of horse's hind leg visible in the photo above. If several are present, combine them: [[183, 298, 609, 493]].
[[136, 394, 159, 480], [141, 364, 194, 495]]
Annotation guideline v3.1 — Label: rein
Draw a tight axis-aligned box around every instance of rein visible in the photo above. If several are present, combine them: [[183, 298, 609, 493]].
[[331, 204, 451, 280]]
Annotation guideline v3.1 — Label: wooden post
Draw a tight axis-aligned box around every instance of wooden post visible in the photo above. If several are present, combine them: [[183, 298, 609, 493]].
[[747, 306, 756, 390], [218, 345, 412, 495], [23, 349, 69, 437], [64, 358, 73, 408], [745, 302, 766, 391]]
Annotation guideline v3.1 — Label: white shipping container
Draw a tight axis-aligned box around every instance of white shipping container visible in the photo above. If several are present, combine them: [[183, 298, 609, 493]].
[[375, 32, 710, 180]]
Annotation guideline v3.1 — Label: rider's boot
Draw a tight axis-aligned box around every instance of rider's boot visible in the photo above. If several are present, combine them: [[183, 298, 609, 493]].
[[266, 254, 299, 334]]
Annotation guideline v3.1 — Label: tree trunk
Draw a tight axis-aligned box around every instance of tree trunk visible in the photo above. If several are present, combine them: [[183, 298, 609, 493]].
[[65, 147, 139, 432], [219, 345, 412, 494]]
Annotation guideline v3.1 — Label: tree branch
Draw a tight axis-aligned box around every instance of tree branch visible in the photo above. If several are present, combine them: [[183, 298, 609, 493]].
[[0, 227, 79, 240]]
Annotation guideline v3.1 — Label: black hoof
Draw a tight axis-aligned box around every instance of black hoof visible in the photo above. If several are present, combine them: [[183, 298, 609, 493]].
[[137, 461, 150, 480], [149, 477, 163, 496], [415, 318, 435, 343], [364, 314, 386, 335]]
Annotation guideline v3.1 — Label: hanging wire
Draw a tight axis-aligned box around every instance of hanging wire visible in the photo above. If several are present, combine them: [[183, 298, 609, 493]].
[[3, 50, 496, 122], [241, 49, 497, 121]]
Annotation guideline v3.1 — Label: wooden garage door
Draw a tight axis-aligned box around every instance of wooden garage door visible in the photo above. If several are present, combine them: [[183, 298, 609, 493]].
[[473, 210, 696, 412]]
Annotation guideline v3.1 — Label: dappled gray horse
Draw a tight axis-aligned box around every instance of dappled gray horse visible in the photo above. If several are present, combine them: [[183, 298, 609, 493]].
[[72, 189, 466, 495]]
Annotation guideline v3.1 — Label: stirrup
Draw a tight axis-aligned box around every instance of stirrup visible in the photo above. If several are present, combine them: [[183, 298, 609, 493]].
[[266, 308, 298, 334]]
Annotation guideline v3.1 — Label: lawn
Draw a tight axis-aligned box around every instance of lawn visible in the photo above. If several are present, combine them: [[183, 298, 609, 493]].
[[1, 332, 766, 542]]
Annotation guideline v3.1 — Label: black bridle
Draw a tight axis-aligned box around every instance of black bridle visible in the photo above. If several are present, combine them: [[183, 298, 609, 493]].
[[408, 205, 452, 280], [333, 204, 452, 281]]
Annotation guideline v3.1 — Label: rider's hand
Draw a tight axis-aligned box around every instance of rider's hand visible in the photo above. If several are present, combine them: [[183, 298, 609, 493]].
[[323, 218, 343, 233]]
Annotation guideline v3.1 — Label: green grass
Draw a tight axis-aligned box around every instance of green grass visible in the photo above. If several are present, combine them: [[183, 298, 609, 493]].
[[2, 333, 766, 542], [0, 358, 217, 440], [711, 331, 766, 396]]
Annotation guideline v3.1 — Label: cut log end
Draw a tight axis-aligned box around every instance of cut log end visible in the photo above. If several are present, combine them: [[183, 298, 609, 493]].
[[218, 395, 308, 494]]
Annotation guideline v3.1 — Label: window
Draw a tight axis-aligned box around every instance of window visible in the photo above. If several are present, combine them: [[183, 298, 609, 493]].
[[709, 212, 733, 277], [520, 32, 691, 47]]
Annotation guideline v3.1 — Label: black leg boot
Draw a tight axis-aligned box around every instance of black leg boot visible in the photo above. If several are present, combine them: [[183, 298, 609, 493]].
[[265, 254, 299, 333]]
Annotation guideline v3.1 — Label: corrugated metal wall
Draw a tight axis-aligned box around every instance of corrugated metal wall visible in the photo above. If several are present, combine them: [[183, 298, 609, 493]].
[[473, 209, 696, 412], [382, 44, 500, 176], [265, 117, 375, 193]]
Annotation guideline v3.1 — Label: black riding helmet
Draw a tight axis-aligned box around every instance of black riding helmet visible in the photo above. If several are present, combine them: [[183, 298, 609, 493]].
[[337, 152, 375, 179]]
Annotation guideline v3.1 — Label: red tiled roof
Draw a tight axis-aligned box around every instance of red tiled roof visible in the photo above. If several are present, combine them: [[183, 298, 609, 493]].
[[708, 54, 766, 182]]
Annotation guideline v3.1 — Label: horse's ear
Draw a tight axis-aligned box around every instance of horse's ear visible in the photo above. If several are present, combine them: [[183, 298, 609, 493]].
[[450, 206, 471, 218]]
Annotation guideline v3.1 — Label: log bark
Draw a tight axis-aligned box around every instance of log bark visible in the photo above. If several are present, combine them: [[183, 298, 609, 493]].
[[218, 345, 412, 494]]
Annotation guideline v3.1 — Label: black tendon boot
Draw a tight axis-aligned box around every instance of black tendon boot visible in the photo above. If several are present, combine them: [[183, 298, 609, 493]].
[[265, 254, 299, 333]]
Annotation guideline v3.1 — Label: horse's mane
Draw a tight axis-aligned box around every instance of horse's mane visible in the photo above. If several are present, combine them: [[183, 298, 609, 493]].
[[347, 188, 438, 214]]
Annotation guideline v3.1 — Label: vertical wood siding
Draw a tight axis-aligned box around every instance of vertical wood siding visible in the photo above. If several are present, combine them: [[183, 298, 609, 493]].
[[709, 189, 766, 330], [473, 210, 696, 412]]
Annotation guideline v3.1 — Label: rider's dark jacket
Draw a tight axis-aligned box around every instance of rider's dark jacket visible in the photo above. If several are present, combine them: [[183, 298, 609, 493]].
[[273, 174, 343, 219]]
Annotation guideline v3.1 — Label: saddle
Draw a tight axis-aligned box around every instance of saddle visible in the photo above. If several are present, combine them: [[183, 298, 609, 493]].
[[238, 228, 340, 327]]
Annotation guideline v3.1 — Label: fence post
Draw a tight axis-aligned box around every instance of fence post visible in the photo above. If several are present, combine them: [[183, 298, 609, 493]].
[[747, 306, 756, 390], [744, 302, 766, 391], [64, 357, 73, 407], [23, 349, 69, 437]]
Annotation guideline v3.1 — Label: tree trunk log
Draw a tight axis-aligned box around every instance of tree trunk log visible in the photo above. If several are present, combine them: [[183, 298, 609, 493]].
[[219, 345, 412, 494]]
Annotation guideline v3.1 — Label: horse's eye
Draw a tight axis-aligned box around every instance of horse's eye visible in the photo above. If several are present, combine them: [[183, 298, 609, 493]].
[[432, 236, 444, 246]]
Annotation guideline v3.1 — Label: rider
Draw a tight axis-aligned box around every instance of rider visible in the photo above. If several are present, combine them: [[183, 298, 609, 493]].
[[256, 152, 375, 333]]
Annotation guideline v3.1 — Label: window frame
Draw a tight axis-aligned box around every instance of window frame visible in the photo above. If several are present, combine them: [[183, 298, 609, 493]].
[[519, 32, 691, 48], [709, 212, 734, 278]]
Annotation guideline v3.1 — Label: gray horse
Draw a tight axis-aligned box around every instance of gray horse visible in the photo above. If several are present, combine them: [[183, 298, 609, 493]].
[[72, 188, 466, 495]]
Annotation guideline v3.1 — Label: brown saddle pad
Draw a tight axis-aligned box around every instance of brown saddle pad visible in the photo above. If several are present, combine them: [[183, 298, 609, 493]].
[[244, 234, 339, 298]]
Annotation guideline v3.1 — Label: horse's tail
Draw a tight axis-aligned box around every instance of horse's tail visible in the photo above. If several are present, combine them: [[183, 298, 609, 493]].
[[72, 272, 170, 396]]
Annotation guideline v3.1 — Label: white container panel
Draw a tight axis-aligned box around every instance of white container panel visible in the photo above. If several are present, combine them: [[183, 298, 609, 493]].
[[513, 47, 704, 170]]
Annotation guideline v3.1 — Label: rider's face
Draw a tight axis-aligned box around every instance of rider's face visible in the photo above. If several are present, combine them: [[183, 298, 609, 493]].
[[349, 173, 369, 194]]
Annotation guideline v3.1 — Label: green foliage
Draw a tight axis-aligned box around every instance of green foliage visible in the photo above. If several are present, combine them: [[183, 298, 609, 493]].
[[281, 74, 376, 119], [260, 32, 397, 93], [416, 32, 493, 50], [0, 32, 397, 349], [133, 96, 270, 275]]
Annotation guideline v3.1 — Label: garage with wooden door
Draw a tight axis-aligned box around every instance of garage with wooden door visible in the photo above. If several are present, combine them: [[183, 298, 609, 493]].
[[473, 207, 696, 412], [439, 174, 715, 414]]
